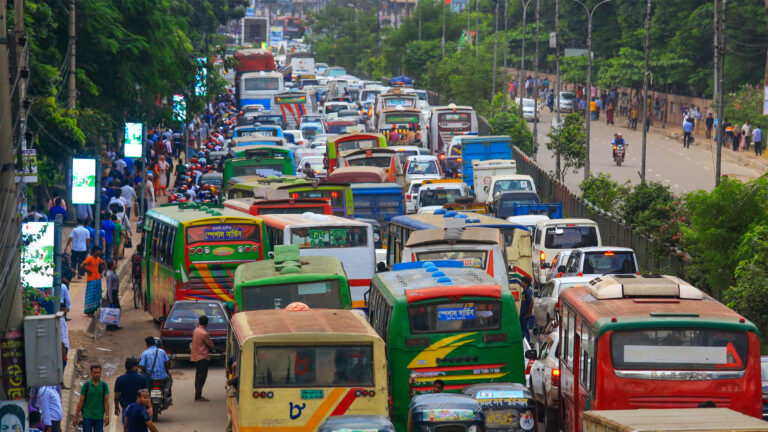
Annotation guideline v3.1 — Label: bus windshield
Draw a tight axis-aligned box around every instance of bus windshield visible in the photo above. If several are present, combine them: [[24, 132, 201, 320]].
[[347, 156, 392, 168], [408, 301, 502, 333], [240, 280, 343, 310], [233, 164, 285, 177], [187, 224, 261, 244], [419, 188, 463, 207], [610, 329, 748, 370], [337, 139, 378, 152], [254, 345, 374, 387], [544, 226, 599, 249], [244, 78, 280, 91], [492, 179, 533, 195], [290, 226, 368, 248], [417, 250, 488, 269]]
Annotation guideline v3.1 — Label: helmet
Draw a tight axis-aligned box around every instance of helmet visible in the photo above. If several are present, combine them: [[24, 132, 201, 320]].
[[191, 157, 198, 164]]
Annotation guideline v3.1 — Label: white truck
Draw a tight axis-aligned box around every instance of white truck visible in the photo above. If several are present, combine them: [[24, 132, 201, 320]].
[[472, 159, 517, 203]]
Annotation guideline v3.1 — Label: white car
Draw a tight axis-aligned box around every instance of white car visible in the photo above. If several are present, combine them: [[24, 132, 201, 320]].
[[556, 91, 576, 113], [561, 246, 639, 279], [529, 331, 561, 431], [405, 180, 423, 214], [284, 129, 305, 146], [533, 276, 592, 327], [297, 155, 326, 178], [404, 155, 441, 186], [416, 180, 471, 213], [544, 249, 573, 283], [506, 215, 550, 231], [518, 98, 538, 122]]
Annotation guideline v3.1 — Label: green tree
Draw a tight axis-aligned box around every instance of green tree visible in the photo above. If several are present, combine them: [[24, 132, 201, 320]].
[[489, 102, 533, 155], [546, 113, 585, 182], [579, 172, 630, 213], [725, 225, 768, 340]]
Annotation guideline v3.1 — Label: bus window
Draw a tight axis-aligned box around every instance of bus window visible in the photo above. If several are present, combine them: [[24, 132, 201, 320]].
[[187, 224, 261, 244], [565, 306, 574, 369], [290, 227, 367, 248], [348, 156, 392, 168], [610, 329, 748, 370], [244, 77, 280, 91], [266, 226, 283, 248], [407, 302, 501, 333], [240, 280, 343, 310], [417, 250, 487, 269], [544, 226, 598, 249], [253, 346, 374, 387]]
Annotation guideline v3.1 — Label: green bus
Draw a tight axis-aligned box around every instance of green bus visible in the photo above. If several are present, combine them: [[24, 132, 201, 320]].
[[225, 175, 306, 199], [222, 145, 296, 185], [277, 182, 355, 218], [143, 203, 269, 320], [232, 245, 352, 311], [367, 260, 524, 431]]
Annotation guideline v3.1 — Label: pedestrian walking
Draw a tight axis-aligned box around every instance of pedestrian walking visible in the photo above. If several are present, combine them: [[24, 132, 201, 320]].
[[105, 260, 121, 330], [705, 113, 714, 139], [589, 99, 597, 121], [60, 303, 69, 387], [191, 315, 214, 402], [38, 385, 64, 432], [123, 389, 159, 432], [121, 182, 137, 220], [519, 276, 534, 342], [114, 358, 149, 424], [79, 247, 105, 315], [48, 198, 68, 221], [753, 125, 763, 156], [742, 120, 752, 151], [683, 117, 694, 148], [73, 365, 110, 432], [101, 216, 116, 264], [733, 127, 742, 152], [66, 219, 91, 279], [76, 203, 93, 226], [606, 104, 614, 125], [629, 106, 638, 130], [388, 125, 399, 144]]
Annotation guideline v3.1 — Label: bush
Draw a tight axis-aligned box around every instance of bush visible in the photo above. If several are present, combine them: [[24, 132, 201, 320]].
[[489, 107, 533, 155], [579, 173, 630, 213]]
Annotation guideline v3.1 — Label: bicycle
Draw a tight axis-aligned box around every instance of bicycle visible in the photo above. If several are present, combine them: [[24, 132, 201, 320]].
[[132, 274, 144, 310]]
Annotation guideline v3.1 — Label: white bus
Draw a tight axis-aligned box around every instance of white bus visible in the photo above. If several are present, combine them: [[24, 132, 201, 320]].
[[429, 104, 478, 154], [239, 71, 285, 111], [259, 213, 375, 308]]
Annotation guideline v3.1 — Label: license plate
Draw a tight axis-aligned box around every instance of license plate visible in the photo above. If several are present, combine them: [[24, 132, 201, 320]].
[[151, 390, 162, 398]]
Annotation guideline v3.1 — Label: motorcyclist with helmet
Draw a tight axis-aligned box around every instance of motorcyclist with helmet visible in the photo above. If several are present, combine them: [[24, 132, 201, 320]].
[[612, 132, 628, 161]]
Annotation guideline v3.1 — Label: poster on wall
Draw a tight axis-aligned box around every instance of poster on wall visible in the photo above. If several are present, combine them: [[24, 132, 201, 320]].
[[21, 221, 55, 289], [124, 122, 143, 158], [0, 400, 27, 430], [173, 94, 186, 122], [195, 58, 207, 97], [71, 158, 96, 205]]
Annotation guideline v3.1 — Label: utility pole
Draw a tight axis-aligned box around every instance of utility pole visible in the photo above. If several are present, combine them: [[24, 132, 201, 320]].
[[466, 0, 470, 49], [418, 0, 421, 40], [640, 0, 651, 184], [518, 0, 531, 119], [491, 0, 499, 111], [572, 0, 613, 181], [502, 0, 509, 110], [554, 0, 561, 177], [715, 0, 726, 185], [475, 0, 479, 57], [0, 0, 24, 399], [713, 0, 719, 111], [532, 0, 540, 161], [67, 0, 76, 109], [442, 0, 446, 58]]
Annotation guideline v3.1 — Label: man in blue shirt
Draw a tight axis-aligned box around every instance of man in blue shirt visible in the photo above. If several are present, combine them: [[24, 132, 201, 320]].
[[683, 117, 694, 149], [38, 385, 64, 431], [752, 125, 763, 156], [48, 198, 68, 221], [101, 217, 116, 263], [123, 389, 158, 432], [519, 276, 534, 342], [138, 337, 172, 396], [114, 358, 149, 423]]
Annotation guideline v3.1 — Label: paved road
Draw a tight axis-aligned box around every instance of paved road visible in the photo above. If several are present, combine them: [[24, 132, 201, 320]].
[[524, 108, 761, 194]]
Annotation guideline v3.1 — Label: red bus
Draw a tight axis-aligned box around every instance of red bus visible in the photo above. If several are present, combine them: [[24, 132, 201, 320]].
[[223, 197, 332, 216], [557, 275, 762, 432]]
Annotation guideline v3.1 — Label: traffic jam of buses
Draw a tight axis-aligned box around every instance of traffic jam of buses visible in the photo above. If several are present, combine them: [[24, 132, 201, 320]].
[[130, 40, 768, 432]]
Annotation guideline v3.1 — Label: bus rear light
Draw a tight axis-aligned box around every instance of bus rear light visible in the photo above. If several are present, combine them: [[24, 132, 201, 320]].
[[355, 390, 361, 397], [525, 359, 534, 376], [238, 246, 244, 253], [292, 193, 299, 198], [245, 246, 251, 252], [196, 247, 203, 254], [406, 194, 411, 200], [577, 273, 583, 276], [551, 368, 560, 386], [362, 390, 369, 396], [189, 248, 195, 255], [369, 390, 375, 397], [554, 300, 560, 310], [203, 247, 210, 254], [260, 392, 267, 398]]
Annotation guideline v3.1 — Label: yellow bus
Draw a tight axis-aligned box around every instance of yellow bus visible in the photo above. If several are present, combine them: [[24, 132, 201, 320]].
[[226, 309, 389, 431]]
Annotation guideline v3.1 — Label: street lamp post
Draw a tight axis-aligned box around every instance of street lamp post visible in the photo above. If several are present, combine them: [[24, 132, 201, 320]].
[[640, 0, 651, 184], [532, 0, 540, 161], [572, 0, 614, 181], [518, 0, 532, 120]]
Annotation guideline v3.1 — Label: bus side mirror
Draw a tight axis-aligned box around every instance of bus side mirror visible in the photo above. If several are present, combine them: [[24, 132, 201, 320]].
[[363, 289, 370, 305], [524, 349, 537, 360], [558, 265, 566, 273], [268, 251, 274, 259]]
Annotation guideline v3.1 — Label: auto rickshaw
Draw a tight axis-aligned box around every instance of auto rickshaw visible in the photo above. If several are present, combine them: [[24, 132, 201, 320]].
[[408, 393, 486, 432], [318, 415, 396, 432], [462, 383, 538, 432]]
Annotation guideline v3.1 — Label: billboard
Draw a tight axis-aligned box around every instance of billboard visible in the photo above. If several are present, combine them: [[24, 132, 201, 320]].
[[172, 94, 186, 122], [21, 222, 55, 289], [0, 400, 26, 431], [195, 57, 207, 97], [71, 158, 96, 205], [124, 122, 143, 158], [269, 25, 283, 47]]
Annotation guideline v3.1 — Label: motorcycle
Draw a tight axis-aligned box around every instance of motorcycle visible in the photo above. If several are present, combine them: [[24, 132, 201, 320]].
[[149, 378, 172, 421], [613, 144, 626, 166]]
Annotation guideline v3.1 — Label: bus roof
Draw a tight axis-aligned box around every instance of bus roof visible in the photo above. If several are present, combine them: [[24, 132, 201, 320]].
[[230, 136, 286, 146], [326, 166, 388, 183], [277, 182, 352, 190], [235, 255, 346, 286], [534, 218, 597, 228], [328, 133, 387, 143], [229, 175, 304, 186], [374, 263, 501, 302], [147, 204, 257, 225], [231, 309, 380, 341], [405, 227, 502, 248], [350, 183, 403, 193], [257, 213, 370, 228], [562, 275, 757, 337], [391, 213, 527, 232], [431, 104, 475, 113], [229, 144, 292, 158]]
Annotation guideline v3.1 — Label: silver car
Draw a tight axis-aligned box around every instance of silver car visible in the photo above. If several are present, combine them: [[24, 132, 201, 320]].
[[562, 246, 639, 279], [544, 249, 573, 283], [556, 91, 576, 113], [533, 276, 593, 328], [529, 332, 560, 432]]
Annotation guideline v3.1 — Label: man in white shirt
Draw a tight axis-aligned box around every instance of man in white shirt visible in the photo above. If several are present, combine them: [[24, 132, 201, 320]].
[[38, 385, 64, 432], [120, 182, 137, 220], [65, 219, 91, 279], [60, 302, 70, 385]]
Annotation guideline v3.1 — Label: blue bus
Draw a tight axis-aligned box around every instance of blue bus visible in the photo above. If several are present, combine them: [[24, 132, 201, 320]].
[[350, 183, 404, 248]]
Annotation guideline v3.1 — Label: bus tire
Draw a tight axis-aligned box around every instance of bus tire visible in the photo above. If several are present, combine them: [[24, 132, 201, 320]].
[[544, 403, 558, 432]]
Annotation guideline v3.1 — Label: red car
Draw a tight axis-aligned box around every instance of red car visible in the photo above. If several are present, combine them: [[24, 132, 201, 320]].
[[160, 300, 229, 359]]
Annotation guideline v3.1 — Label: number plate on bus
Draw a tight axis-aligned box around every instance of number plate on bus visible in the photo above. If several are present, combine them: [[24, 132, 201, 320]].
[[150, 389, 162, 398], [301, 389, 323, 399]]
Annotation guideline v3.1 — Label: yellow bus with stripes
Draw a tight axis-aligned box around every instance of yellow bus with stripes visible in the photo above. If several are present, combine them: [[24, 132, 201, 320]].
[[225, 309, 388, 431]]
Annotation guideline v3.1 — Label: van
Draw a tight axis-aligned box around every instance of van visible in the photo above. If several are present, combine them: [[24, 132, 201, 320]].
[[531, 218, 601, 286]]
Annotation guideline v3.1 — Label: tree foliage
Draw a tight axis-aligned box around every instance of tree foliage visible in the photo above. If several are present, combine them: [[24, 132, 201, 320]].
[[546, 113, 585, 182], [579, 172, 630, 213], [489, 101, 533, 155]]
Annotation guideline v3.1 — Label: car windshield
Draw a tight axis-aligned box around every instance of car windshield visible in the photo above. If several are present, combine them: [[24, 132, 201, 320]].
[[582, 251, 636, 274], [347, 156, 392, 168], [522, 99, 535, 108], [254, 345, 373, 387], [419, 188, 463, 207], [166, 303, 227, 328], [493, 179, 533, 195], [240, 280, 343, 310], [611, 329, 748, 371], [544, 226, 599, 249], [560, 92, 575, 100], [408, 301, 501, 333], [407, 161, 438, 174]]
